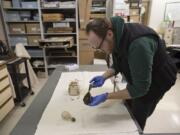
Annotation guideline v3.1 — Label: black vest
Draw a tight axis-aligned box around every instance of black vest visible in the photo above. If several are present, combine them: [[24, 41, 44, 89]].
[[112, 23, 177, 99]]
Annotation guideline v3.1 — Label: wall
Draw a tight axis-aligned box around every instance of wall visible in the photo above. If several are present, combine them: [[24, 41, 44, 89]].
[[148, 0, 180, 31]]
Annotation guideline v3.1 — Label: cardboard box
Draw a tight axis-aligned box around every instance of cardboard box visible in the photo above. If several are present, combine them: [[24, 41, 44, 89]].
[[129, 9, 139, 15], [21, 2, 38, 8], [90, 13, 106, 19], [79, 0, 92, 29], [53, 22, 70, 28], [59, 1, 76, 8], [27, 36, 41, 46], [42, 13, 64, 22], [130, 15, 140, 23], [47, 27, 73, 33], [43, 2, 59, 8], [12, 0, 20, 8], [9, 23, 26, 34], [3, 1, 12, 8], [79, 39, 94, 65], [40, 36, 74, 47], [26, 23, 40, 33]]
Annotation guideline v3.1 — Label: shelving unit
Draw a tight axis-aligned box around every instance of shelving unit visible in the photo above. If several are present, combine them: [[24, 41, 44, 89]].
[[90, 0, 106, 19], [1, 0, 79, 77], [125, 0, 142, 23]]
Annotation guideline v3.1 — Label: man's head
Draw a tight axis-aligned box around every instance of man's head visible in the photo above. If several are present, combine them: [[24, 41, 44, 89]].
[[86, 18, 114, 54]]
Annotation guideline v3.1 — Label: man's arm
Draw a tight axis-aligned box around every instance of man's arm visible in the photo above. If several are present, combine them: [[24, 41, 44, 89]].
[[102, 68, 115, 79], [107, 88, 131, 100]]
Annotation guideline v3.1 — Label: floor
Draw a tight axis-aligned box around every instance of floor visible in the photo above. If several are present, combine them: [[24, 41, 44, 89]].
[[0, 78, 47, 135], [0, 74, 180, 135], [144, 73, 180, 133]]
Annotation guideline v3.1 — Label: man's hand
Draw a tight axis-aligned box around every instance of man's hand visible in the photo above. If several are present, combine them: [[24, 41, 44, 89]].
[[88, 93, 108, 106], [90, 76, 106, 87]]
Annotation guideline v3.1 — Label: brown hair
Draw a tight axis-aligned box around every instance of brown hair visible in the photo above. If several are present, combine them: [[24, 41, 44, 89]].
[[86, 18, 111, 39]]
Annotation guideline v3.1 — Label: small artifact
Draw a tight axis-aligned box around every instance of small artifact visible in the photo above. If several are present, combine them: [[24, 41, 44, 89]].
[[83, 92, 92, 105], [68, 80, 80, 96], [61, 111, 76, 122], [83, 84, 93, 105]]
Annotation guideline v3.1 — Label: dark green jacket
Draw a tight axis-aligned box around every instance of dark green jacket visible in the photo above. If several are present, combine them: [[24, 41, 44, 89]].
[[111, 17, 157, 98]]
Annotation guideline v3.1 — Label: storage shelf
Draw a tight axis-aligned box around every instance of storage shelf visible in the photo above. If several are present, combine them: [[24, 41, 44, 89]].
[[129, 7, 141, 9], [6, 21, 40, 23], [8, 33, 41, 36], [41, 7, 75, 10], [44, 33, 76, 35], [4, 8, 38, 10], [24, 45, 40, 47], [47, 64, 77, 69], [43, 20, 75, 23], [31, 56, 44, 58], [40, 44, 77, 49], [32, 67, 45, 69], [47, 56, 77, 58], [2, 0, 79, 77]]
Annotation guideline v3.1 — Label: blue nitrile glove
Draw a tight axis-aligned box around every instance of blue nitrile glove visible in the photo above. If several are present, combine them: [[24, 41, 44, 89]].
[[89, 76, 106, 87], [88, 93, 108, 106]]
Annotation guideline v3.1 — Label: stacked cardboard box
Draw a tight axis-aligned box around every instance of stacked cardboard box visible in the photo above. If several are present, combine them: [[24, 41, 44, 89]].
[[3, 0, 12, 8], [90, 13, 106, 19], [9, 23, 26, 34], [39, 37, 74, 48], [130, 15, 140, 23], [42, 1, 75, 8], [129, 9, 140, 16], [42, 13, 64, 22], [26, 23, 40, 33], [47, 27, 73, 33], [27, 36, 41, 46]]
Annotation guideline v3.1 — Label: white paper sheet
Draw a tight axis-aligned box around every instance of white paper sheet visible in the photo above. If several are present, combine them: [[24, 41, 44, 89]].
[[35, 72, 139, 135]]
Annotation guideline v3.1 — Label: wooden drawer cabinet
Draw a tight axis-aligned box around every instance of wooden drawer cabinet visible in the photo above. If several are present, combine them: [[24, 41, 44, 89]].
[[0, 61, 14, 122], [0, 65, 8, 80], [0, 86, 12, 106], [0, 98, 14, 121], [0, 76, 10, 91]]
